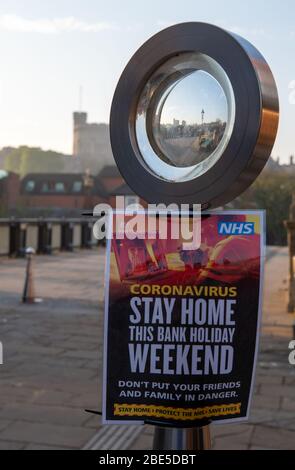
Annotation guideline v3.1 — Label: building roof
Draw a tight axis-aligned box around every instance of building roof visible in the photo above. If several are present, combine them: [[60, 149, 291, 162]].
[[93, 178, 109, 198], [22, 173, 85, 182], [97, 165, 121, 178], [111, 182, 135, 196]]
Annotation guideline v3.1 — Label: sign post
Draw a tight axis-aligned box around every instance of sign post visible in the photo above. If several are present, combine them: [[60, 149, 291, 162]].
[[107, 22, 279, 451], [153, 424, 211, 450], [152, 424, 211, 450]]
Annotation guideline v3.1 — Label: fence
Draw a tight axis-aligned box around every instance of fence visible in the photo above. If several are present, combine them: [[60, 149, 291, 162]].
[[0, 218, 100, 257]]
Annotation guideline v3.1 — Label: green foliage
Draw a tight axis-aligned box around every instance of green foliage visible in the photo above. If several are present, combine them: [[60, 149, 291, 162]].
[[233, 171, 295, 246], [4, 146, 64, 176], [4, 147, 22, 173]]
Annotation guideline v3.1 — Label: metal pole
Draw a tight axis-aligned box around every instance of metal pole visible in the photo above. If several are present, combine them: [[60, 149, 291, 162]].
[[152, 423, 211, 451]]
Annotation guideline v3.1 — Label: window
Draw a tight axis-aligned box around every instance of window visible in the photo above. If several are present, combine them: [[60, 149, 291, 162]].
[[25, 180, 35, 192], [73, 181, 82, 193], [55, 182, 65, 193]]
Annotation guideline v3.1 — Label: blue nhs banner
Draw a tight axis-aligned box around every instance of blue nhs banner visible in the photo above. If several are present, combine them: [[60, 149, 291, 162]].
[[218, 221, 255, 235]]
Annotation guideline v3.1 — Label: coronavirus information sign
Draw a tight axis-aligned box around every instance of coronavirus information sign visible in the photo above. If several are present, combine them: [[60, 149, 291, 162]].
[[102, 211, 264, 425]]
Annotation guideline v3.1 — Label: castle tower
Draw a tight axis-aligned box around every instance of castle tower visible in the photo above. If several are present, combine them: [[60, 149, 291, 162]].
[[72, 111, 115, 174], [73, 112, 87, 158]]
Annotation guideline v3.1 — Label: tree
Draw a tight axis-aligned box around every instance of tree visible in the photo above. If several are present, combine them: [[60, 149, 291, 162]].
[[4, 146, 65, 176], [4, 147, 22, 173], [232, 170, 295, 246]]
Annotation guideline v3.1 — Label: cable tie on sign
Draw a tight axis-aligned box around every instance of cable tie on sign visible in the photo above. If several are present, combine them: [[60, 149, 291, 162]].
[[85, 409, 102, 416]]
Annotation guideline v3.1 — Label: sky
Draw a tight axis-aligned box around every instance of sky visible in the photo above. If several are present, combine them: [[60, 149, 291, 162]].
[[160, 71, 227, 125], [0, 0, 294, 162]]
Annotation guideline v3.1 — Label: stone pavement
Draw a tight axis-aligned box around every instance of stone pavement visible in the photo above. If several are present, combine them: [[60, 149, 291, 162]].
[[0, 249, 105, 450], [0, 247, 294, 450]]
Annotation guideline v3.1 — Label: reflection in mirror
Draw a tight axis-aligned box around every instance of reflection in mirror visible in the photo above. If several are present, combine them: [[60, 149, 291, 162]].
[[135, 52, 235, 182], [152, 71, 227, 168]]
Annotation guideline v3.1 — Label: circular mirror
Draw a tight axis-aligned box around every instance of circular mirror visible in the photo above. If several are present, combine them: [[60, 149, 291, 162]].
[[152, 70, 228, 167], [110, 23, 279, 208], [135, 53, 235, 182]]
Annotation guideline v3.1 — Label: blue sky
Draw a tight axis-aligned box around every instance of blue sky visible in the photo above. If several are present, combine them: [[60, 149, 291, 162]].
[[0, 0, 294, 162]]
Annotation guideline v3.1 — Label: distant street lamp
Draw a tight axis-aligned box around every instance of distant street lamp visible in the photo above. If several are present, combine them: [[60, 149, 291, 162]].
[[201, 108, 205, 126]]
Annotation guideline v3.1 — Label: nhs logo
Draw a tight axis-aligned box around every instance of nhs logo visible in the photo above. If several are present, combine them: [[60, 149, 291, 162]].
[[218, 221, 255, 235]]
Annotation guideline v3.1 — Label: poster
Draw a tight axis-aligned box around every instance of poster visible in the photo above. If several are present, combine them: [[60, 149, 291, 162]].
[[102, 211, 264, 425]]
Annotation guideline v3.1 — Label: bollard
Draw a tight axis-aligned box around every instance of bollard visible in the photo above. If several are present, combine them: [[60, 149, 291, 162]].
[[152, 423, 211, 451], [22, 247, 36, 303]]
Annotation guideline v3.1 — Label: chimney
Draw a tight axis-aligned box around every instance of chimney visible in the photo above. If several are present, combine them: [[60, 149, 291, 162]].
[[290, 155, 294, 166]]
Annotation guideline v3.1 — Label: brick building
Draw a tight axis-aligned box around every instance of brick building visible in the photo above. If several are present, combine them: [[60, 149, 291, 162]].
[[0, 165, 142, 216], [20, 173, 107, 216], [0, 171, 21, 211]]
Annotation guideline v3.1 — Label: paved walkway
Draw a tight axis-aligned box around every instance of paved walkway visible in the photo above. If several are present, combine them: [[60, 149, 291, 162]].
[[0, 247, 294, 449], [0, 249, 105, 450]]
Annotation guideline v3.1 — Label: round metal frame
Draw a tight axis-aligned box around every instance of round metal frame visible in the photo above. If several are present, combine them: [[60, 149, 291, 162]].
[[110, 22, 279, 209]]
